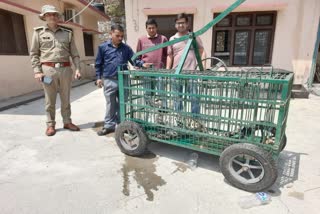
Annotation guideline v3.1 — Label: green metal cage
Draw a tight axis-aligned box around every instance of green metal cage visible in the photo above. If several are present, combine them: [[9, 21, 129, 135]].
[[114, 0, 294, 192], [115, 68, 293, 192], [118, 68, 293, 156]]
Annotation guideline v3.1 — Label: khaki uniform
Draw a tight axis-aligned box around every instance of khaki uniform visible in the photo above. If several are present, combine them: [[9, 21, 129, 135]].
[[30, 25, 80, 127]]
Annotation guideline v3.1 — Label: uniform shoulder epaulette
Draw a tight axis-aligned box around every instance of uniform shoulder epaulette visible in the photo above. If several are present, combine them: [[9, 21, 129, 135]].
[[34, 26, 44, 31], [59, 26, 73, 42], [60, 27, 73, 33]]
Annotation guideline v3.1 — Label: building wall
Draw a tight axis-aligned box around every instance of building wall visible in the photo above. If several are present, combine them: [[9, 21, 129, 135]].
[[0, 0, 104, 100], [125, 0, 320, 84]]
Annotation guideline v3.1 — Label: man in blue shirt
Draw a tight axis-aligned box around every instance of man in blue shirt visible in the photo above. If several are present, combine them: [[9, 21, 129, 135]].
[[95, 25, 150, 135]]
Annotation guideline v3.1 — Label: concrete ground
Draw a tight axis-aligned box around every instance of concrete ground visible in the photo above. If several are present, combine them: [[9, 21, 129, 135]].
[[0, 82, 319, 214]]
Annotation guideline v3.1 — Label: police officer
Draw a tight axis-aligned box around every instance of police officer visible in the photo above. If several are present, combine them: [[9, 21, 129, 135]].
[[30, 5, 81, 136]]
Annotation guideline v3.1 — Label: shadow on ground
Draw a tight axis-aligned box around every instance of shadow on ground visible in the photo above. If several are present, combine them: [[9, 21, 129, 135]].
[[93, 121, 304, 196], [0, 82, 97, 116], [265, 150, 307, 196]]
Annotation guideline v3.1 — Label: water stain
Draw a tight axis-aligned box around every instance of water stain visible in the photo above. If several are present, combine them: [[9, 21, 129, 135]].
[[171, 161, 188, 174], [288, 191, 304, 200], [121, 152, 166, 201]]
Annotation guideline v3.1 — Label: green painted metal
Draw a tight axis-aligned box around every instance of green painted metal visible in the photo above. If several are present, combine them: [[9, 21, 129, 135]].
[[193, 0, 246, 37], [175, 38, 193, 74], [118, 65, 125, 121], [275, 81, 290, 154], [116, 0, 294, 161], [307, 18, 320, 88], [192, 36, 204, 71], [118, 69, 293, 158], [125, 69, 292, 83], [131, 0, 246, 71]]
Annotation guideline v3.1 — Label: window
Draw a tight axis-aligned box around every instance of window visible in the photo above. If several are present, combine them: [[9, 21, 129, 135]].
[[64, 8, 80, 23], [147, 15, 194, 40], [83, 33, 94, 56], [212, 12, 276, 66], [0, 9, 28, 55]]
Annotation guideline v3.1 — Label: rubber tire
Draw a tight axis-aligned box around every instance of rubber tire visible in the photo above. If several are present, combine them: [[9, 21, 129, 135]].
[[219, 143, 278, 192], [115, 121, 149, 156]]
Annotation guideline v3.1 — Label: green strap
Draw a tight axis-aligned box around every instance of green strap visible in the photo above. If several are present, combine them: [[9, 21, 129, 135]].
[[175, 38, 193, 74]]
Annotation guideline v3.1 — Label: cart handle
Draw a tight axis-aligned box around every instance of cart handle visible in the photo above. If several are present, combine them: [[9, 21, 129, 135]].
[[195, 57, 228, 71], [243, 67, 263, 83], [262, 64, 274, 77]]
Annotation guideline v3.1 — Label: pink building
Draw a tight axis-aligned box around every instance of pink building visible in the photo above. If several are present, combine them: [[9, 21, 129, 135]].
[[124, 0, 320, 86], [0, 0, 109, 100]]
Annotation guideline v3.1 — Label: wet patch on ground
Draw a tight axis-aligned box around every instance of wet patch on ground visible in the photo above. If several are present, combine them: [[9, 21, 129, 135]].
[[121, 151, 166, 201]]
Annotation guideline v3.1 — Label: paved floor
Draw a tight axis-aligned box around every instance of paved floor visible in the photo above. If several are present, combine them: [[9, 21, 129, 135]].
[[0, 79, 92, 111], [0, 83, 319, 214]]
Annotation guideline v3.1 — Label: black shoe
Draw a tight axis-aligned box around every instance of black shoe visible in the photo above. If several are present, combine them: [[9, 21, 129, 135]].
[[97, 128, 114, 136]]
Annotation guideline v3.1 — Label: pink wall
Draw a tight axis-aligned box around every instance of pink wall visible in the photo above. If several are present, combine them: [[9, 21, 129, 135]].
[[125, 0, 320, 84], [0, 0, 104, 100]]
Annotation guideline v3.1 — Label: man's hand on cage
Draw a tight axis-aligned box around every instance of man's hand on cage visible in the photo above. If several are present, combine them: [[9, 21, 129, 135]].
[[96, 79, 103, 88]]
